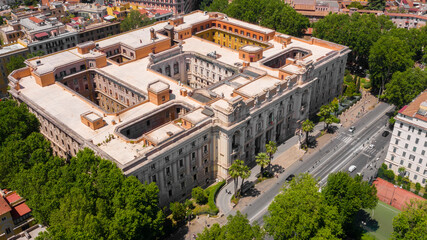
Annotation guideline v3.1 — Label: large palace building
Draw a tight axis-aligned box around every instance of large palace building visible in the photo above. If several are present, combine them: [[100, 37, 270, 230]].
[[8, 11, 350, 206]]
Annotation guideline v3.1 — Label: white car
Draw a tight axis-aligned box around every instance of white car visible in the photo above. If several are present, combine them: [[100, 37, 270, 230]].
[[348, 165, 357, 173], [349, 126, 356, 133], [368, 144, 374, 149]]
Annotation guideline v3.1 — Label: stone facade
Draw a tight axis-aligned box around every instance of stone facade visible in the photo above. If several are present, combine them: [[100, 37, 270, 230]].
[[8, 11, 350, 206]]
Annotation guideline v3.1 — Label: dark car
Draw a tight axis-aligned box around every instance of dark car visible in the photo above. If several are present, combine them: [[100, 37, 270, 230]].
[[382, 131, 389, 137], [286, 174, 295, 182]]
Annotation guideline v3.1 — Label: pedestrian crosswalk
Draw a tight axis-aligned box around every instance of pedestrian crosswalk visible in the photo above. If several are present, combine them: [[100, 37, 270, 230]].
[[338, 135, 353, 144], [361, 145, 377, 155]]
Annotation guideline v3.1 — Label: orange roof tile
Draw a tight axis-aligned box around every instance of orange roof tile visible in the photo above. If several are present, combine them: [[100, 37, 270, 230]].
[[29, 16, 44, 24], [0, 197, 12, 216], [5, 192, 21, 205], [11, 203, 31, 220], [400, 90, 427, 119]]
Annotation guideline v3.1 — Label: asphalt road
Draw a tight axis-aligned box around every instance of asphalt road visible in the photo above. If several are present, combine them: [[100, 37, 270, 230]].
[[242, 102, 394, 225]]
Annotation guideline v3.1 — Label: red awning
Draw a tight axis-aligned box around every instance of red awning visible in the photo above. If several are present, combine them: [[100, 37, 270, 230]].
[[35, 32, 48, 38]]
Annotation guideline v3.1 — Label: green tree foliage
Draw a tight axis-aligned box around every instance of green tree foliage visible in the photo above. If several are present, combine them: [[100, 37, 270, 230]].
[[255, 152, 269, 176], [302, 119, 314, 146], [384, 68, 427, 108], [385, 27, 427, 62], [206, 0, 309, 37], [313, 13, 394, 72], [322, 172, 378, 228], [264, 173, 343, 239], [6, 51, 45, 73], [317, 104, 339, 131], [265, 141, 277, 170], [170, 201, 186, 222], [120, 10, 155, 32], [192, 187, 208, 205], [377, 163, 396, 184], [392, 199, 427, 240], [348, 2, 365, 9], [197, 211, 265, 240], [6, 55, 26, 72], [229, 159, 243, 196], [11, 148, 165, 239], [369, 36, 414, 92], [0, 16, 4, 25], [368, 0, 386, 10], [203, 0, 228, 12]]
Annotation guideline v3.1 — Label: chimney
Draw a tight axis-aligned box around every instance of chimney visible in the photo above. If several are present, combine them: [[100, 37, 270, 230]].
[[150, 28, 157, 40]]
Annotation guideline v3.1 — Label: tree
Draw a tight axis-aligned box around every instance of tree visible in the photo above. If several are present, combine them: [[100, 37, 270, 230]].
[[302, 119, 314, 146], [415, 183, 421, 194], [229, 159, 244, 197], [369, 36, 414, 94], [317, 104, 338, 131], [6, 55, 26, 72], [392, 199, 427, 240], [265, 141, 277, 170], [322, 172, 378, 229], [368, 0, 386, 11], [264, 173, 343, 239], [170, 202, 186, 222], [120, 10, 155, 32], [198, 211, 265, 240], [378, 163, 396, 183], [313, 13, 393, 73], [192, 187, 208, 205], [239, 166, 251, 198], [255, 152, 269, 177], [384, 68, 427, 108], [398, 167, 406, 176], [348, 1, 364, 9], [0, 16, 3, 26], [204, 0, 229, 12]]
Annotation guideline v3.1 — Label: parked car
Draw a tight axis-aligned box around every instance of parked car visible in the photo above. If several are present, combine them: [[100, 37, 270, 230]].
[[349, 126, 356, 133], [286, 174, 295, 182], [382, 131, 389, 137]]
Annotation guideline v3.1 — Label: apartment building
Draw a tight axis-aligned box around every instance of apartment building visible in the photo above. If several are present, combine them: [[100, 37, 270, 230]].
[[0, 190, 35, 240], [8, 11, 350, 206], [117, 0, 198, 15], [385, 90, 427, 185]]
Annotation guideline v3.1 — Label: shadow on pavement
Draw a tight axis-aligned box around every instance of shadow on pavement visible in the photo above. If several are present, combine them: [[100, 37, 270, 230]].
[[241, 186, 261, 198]]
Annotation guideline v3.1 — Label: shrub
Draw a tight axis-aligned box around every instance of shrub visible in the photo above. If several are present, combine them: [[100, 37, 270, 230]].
[[192, 187, 208, 205], [363, 81, 371, 89], [185, 199, 194, 210], [170, 202, 186, 222], [206, 181, 225, 215]]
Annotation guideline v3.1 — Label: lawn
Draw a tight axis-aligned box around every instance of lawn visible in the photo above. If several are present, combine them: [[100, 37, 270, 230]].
[[362, 201, 401, 240]]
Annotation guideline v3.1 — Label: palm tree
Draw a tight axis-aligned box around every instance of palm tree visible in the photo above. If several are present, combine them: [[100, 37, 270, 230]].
[[256, 152, 269, 177], [302, 119, 314, 146], [229, 159, 244, 196], [239, 165, 251, 198], [265, 141, 277, 171]]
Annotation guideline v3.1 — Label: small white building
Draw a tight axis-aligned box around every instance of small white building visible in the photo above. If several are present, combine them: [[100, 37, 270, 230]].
[[384, 90, 427, 185]]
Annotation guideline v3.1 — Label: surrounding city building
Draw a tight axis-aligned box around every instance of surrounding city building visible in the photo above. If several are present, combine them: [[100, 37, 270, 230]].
[[385, 12, 427, 28], [0, 43, 29, 96], [105, 3, 173, 21], [0, 190, 35, 240], [384, 90, 427, 185], [8, 11, 350, 206], [116, 0, 198, 15]]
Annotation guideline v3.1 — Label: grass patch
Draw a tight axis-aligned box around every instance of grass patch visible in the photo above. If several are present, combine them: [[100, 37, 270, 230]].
[[362, 201, 400, 240], [231, 194, 239, 205], [193, 204, 211, 215]]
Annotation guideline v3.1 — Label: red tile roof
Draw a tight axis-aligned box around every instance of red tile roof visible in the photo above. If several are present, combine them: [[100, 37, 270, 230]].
[[29, 16, 44, 24], [0, 197, 12, 216], [11, 203, 31, 220], [5, 192, 21, 205], [399, 90, 427, 119], [35, 32, 48, 38]]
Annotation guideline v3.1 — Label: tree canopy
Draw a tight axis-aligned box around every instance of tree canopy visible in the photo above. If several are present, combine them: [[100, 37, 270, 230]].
[[322, 172, 378, 229], [197, 211, 264, 240], [205, 0, 309, 37], [0, 100, 166, 239], [120, 10, 155, 32], [369, 36, 414, 92], [264, 173, 343, 239], [6, 50, 45, 73], [384, 68, 427, 108], [313, 13, 394, 74], [392, 200, 427, 240]]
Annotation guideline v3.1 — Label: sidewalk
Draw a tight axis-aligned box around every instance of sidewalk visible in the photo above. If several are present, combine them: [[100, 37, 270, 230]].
[[182, 94, 380, 239]]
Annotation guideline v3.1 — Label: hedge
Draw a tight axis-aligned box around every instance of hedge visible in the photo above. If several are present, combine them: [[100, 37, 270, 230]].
[[205, 180, 225, 215]]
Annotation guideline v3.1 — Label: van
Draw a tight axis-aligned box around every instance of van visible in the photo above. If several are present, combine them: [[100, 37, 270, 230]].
[[348, 165, 357, 173]]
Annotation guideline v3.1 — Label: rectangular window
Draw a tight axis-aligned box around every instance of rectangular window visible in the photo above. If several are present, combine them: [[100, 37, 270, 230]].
[[395, 139, 399, 145], [408, 163, 412, 168], [413, 147, 417, 152], [407, 135, 411, 140], [415, 138, 419, 144], [179, 159, 184, 167], [402, 151, 406, 157], [419, 158, 423, 164], [398, 131, 401, 137]]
